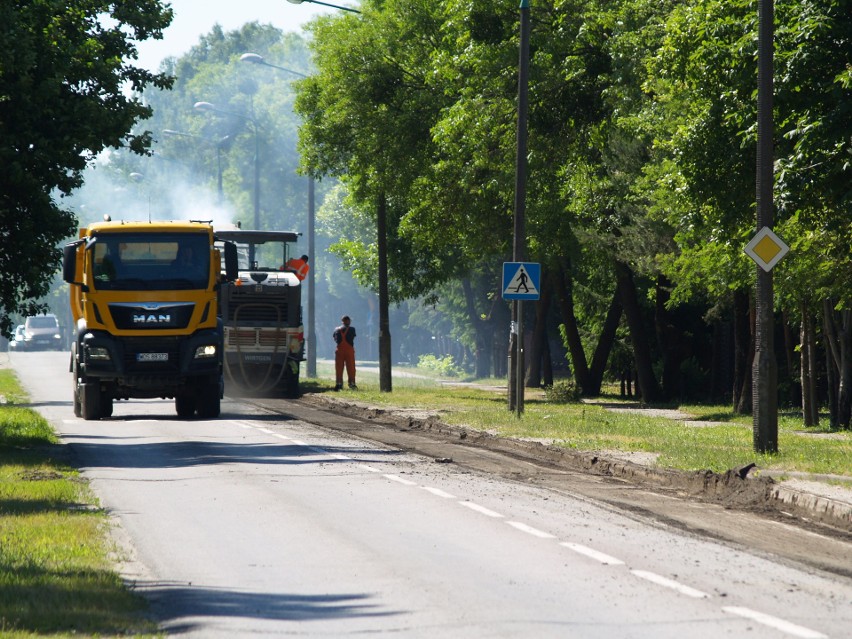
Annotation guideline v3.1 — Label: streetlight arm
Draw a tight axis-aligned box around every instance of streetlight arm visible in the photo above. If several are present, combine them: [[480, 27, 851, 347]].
[[286, 0, 361, 13], [239, 53, 308, 78]]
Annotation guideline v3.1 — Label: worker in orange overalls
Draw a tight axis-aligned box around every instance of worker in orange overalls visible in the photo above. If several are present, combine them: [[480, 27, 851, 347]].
[[283, 254, 309, 281], [333, 315, 356, 390]]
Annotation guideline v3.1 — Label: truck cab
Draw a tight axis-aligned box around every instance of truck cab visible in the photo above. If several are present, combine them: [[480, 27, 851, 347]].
[[63, 220, 237, 420]]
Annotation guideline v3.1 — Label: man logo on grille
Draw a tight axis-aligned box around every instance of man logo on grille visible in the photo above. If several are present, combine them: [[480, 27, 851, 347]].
[[133, 314, 171, 324]]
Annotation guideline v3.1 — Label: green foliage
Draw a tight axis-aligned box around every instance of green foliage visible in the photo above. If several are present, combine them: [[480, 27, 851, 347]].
[[543, 379, 582, 404], [417, 354, 463, 378], [297, 0, 852, 391], [0, 1, 174, 337], [346, 380, 851, 475], [0, 370, 158, 636]]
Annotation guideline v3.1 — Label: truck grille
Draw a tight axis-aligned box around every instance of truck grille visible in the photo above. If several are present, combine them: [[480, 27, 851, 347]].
[[225, 328, 292, 349], [109, 302, 195, 330], [228, 300, 287, 323]]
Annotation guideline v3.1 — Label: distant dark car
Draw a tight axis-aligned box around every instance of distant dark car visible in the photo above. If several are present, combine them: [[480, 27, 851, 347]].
[[9, 325, 25, 350], [22, 314, 63, 351]]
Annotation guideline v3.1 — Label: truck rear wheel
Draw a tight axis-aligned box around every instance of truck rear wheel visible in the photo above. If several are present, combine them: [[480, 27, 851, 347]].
[[100, 394, 113, 419], [81, 382, 101, 421], [196, 382, 220, 418], [282, 365, 300, 399], [72, 358, 82, 418]]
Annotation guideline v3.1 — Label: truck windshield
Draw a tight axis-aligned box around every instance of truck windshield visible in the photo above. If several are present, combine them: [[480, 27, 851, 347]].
[[90, 232, 211, 291], [224, 242, 286, 271]]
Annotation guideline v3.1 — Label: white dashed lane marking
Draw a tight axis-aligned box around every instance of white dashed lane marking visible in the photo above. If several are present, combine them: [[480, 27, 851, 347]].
[[722, 607, 828, 639], [631, 570, 709, 599], [235, 418, 830, 639], [560, 542, 624, 566]]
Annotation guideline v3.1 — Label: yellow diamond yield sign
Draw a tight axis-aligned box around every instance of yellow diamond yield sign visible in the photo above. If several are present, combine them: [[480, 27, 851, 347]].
[[744, 227, 789, 272]]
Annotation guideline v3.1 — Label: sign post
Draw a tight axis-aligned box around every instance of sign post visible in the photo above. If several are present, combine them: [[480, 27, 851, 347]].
[[503, 262, 541, 417]]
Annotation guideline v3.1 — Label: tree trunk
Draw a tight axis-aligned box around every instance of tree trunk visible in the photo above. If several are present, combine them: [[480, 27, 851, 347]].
[[823, 301, 852, 429], [554, 260, 590, 391], [554, 259, 622, 396], [461, 278, 493, 379], [782, 310, 800, 407], [823, 305, 838, 428], [377, 193, 392, 392], [732, 289, 752, 414], [655, 274, 688, 400], [587, 285, 623, 396], [710, 319, 733, 402], [542, 334, 553, 387], [800, 303, 819, 427], [615, 261, 662, 403]]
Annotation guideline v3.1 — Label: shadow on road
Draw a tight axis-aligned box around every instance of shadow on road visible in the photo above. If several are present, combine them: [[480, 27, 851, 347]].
[[137, 583, 400, 631]]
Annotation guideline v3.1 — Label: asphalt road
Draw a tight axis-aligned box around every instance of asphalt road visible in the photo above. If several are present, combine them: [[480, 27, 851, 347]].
[[7, 351, 851, 638]]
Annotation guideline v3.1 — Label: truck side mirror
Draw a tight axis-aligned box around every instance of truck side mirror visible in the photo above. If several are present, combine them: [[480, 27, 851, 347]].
[[62, 244, 78, 284], [224, 242, 239, 282]]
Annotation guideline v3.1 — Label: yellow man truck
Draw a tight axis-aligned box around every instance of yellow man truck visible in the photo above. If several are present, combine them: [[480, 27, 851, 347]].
[[214, 229, 305, 398], [62, 219, 237, 420]]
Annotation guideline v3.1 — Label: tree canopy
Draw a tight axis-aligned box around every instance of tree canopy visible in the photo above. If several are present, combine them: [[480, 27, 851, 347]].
[[0, 0, 173, 336], [294, 0, 852, 422]]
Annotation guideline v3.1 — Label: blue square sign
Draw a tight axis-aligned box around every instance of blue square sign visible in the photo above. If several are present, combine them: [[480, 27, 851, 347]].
[[502, 262, 541, 300]]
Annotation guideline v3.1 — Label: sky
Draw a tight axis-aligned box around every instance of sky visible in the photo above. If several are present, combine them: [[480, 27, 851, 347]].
[[134, 0, 340, 72]]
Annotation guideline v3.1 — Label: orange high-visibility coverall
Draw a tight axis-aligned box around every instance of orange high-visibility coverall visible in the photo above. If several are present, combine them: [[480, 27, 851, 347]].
[[284, 257, 309, 281], [333, 323, 356, 389]]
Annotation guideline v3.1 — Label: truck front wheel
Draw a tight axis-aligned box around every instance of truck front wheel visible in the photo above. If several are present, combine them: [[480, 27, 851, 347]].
[[175, 393, 196, 418], [196, 381, 220, 419], [81, 382, 101, 421]]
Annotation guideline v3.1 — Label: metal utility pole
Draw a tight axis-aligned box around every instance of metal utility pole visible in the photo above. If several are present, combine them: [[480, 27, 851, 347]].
[[509, 0, 531, 412], [307, 177, 317, 377], [753, 0, 778, 453], [238, 53, 316, 378]]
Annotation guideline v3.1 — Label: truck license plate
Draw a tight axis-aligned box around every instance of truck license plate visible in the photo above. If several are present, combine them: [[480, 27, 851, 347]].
[[137, 352, 168, 362]]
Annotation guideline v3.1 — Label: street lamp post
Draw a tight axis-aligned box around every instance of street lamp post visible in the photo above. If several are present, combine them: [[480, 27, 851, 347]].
[[194, 101, 261, 262], [287, 0, 392, 390], [240, 53, 317, 377]]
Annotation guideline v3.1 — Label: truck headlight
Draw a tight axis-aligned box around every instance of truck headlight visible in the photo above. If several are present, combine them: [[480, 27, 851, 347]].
[[88, 346, 111, 361], [194, 345, 217, 359]]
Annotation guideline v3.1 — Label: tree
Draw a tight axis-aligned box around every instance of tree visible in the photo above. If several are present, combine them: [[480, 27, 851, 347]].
[[0, 0, 173, 336]]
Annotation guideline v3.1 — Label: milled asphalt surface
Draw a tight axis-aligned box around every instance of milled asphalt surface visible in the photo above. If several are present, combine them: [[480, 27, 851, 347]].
[[231, 389, 852, 580], [291, 390, 852, 537]]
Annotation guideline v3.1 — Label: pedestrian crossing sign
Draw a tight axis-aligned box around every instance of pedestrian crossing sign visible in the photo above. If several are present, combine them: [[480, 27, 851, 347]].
[[502, 262, 541, 300]]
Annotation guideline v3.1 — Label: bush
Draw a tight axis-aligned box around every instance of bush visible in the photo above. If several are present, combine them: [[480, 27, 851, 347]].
[[544, 379, 581, 404], [417, 354, 462, 378]]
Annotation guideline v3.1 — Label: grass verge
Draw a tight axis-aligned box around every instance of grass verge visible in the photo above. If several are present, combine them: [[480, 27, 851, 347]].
[[0, 369, 160, 638], [307, 364, 851, 477]]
